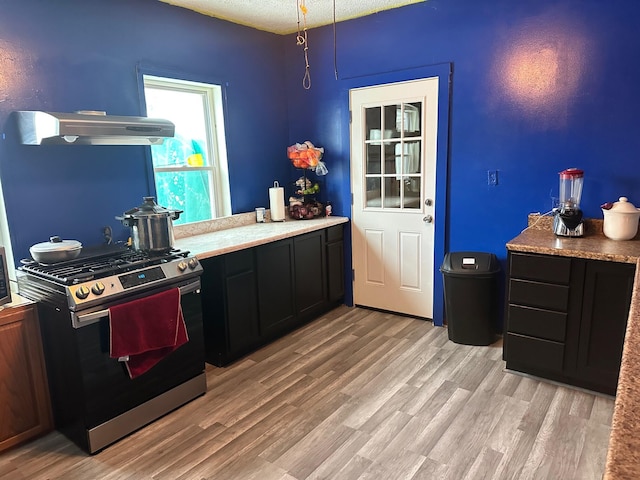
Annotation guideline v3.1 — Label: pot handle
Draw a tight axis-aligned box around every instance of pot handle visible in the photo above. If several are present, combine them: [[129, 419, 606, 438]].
[[115, 215, 134, 227], [20, 258, 36, 266]]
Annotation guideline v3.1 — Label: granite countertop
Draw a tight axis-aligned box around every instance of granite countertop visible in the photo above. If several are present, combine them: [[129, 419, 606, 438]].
[[173, 212, 348, 260], [507, 215, 640, 477], [506, 215, 640, 263], [605, 258, 640, 478]]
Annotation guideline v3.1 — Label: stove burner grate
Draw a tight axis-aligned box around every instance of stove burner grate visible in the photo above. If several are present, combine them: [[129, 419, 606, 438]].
[[20, 248, 191, 285]]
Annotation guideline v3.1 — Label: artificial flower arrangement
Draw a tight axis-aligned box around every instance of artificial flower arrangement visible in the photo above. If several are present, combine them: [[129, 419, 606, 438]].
[[287, 141, 328, 220]]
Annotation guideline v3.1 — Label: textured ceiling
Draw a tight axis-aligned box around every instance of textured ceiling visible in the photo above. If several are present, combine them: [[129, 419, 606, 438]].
[[158, 0, 425, 34]]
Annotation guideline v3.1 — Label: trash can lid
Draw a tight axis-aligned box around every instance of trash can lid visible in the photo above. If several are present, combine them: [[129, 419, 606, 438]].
[[440, 251, 500, 275]]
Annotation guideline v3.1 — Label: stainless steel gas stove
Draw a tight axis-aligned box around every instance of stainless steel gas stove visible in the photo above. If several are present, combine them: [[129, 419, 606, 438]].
[[19, 245, 203, 326], [17, 245, 206, 454]]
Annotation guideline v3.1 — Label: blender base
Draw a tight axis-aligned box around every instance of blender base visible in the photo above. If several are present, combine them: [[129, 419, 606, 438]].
[[553, 215, 584, 237]]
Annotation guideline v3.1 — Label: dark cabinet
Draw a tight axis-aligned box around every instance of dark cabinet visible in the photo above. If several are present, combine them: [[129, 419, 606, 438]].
[[202, 225, 346, 366], [294, 230, 327, 320], [574, 260, 634, 393], [200, 249, 261, 366], [257, 238, 296, 337], [504, 252, 634, 395], [326, 225, 345, 303]]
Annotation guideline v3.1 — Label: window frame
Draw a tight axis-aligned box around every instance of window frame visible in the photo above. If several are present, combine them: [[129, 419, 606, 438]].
[[142, 74, 231, 221]]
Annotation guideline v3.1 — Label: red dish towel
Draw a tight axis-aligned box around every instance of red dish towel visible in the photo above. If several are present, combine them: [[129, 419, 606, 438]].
[[109, 287, 189, 379]]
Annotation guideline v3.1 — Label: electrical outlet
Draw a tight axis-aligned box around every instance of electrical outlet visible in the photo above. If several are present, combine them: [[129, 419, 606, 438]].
[[487, 170, 499, 186]]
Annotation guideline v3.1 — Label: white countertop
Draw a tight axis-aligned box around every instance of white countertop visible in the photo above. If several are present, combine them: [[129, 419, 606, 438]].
[[174, 216, 349, 260]]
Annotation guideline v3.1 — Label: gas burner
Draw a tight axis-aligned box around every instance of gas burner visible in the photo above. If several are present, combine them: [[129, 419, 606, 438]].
[[19, 246, 192, 286]]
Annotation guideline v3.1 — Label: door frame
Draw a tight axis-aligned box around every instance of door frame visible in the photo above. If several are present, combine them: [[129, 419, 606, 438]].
[[338, 63, 452, 326]]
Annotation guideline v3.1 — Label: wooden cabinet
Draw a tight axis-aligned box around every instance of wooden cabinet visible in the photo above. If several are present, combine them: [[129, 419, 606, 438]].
[[202, 225, 345, 366], [504, 252, 634, 395], [0, 303, 53, 452]]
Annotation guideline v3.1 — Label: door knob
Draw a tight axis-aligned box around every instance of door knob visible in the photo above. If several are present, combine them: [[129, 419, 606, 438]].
[[425, 198, 433, 206], [423, 215, 433, 223]]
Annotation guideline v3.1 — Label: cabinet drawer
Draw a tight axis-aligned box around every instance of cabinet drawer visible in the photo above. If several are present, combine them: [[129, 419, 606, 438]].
[[510, 253, 571, 284], [509, 279, 569, 311], [224, 249, 254, 276], [506, 333, 564, 373], [508, 305, 566, 342], [327, 225, 344, 243]]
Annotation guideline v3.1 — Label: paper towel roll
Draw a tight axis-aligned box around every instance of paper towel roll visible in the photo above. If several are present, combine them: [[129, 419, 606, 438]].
[[269, 181, 285, 221]]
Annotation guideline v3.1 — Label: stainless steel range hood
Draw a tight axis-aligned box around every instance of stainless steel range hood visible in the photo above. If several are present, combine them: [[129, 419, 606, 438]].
[[15, 110, 175, 145]]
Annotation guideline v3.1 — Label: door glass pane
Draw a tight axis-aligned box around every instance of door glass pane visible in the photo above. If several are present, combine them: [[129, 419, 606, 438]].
[[365, 107, 381, 140], [408, 141, 422, 174], [383, 142, 397, 175], [384, 105, 401, 139], [366, 144, 381, 174], [366, 177, 381, 207], [400, 102, 421, 136], [403, 178, 421, 209], [395, 141, 422, 177], [384, 177, 401, 209]]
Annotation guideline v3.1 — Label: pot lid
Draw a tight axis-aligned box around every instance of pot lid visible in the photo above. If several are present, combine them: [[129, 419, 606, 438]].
[[122, 196, 182, 218], [30, 236, 82, 253], [608, 197, 639, 213]]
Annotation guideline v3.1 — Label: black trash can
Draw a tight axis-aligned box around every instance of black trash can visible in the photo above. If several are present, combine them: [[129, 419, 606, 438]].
[[440, 252, 500, 346]]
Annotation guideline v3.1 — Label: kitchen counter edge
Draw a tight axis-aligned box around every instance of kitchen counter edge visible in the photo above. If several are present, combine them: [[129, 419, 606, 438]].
[[174, 217, 349, 260], [506, 227, 640, 264]]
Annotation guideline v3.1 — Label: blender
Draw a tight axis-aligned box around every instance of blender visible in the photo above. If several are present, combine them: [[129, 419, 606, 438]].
[[553, 168, 584, 237]]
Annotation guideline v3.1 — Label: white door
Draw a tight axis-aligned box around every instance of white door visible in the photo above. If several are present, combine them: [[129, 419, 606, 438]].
[[350, 78, 438, 319]]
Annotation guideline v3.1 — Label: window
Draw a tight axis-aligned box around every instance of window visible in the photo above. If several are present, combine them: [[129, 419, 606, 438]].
[[0, 178, 16, 284], [364, 102, 423, 209], [143, 75, 231, 224]]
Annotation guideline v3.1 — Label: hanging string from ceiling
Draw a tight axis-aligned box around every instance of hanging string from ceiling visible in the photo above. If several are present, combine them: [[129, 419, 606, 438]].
[[296, 0, 311, 89], [333, 0, 338, 80]]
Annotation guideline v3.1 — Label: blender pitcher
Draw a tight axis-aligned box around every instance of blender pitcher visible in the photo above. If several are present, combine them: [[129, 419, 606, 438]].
[[553, 168, 584, 237]]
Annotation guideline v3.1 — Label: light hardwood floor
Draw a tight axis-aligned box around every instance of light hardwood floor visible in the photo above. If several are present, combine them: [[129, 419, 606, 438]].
[[0, 306, 614, 479]]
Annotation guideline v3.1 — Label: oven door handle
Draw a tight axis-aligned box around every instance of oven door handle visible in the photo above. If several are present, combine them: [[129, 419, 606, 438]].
[[71, 280, 201, 328]]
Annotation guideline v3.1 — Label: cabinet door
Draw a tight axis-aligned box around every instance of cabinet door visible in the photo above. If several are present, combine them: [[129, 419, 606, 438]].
[[0, 305, 52, 452], [575, 260, 635, 395], [201, 251, 260, 366], [225, 250, 260, 356], [327, 241, 345, 302], [294, 230, 327, 319], [326, 225, 345, 303], [257, 239, 296, 337]]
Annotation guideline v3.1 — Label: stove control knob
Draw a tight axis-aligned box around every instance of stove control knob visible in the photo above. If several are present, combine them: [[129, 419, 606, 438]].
[[91, 282, 105, 295], [75, 286, 90, 300], [177, 261, 188, 272], [188, 257, 199, 270]]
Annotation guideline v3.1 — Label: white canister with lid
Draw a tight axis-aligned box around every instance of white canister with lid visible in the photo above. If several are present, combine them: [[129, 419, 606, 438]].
[[602, 197, 640, 240]]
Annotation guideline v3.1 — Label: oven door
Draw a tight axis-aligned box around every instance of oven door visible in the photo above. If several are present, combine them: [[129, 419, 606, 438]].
[[70, 279, 204, 429]]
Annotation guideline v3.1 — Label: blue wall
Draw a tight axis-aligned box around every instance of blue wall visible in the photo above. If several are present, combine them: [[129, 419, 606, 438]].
[[0, 0, 288, 261], [284, 0, 640, 325], [1, 0, 639, 327]]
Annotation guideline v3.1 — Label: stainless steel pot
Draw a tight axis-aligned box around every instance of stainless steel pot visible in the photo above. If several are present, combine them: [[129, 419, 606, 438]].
[[116, 197, 182, 254], [30, 236, 82, 264]]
